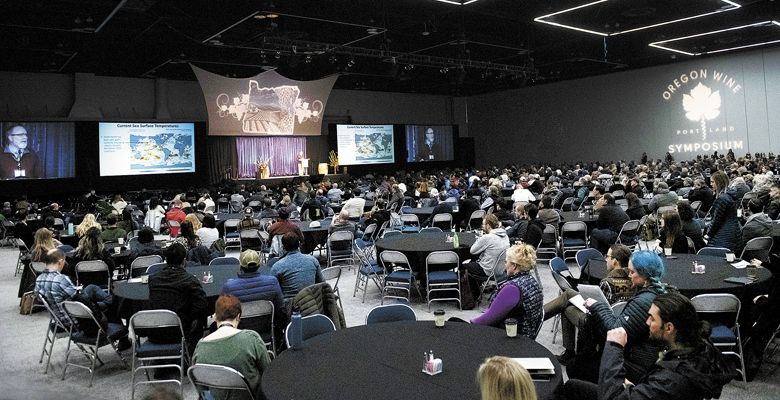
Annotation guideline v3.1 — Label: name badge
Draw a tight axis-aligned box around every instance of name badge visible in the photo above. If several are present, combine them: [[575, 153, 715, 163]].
[[14, 169, 26, 177]]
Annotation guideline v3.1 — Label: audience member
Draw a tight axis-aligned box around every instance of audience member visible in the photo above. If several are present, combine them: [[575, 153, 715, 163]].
[[196, 214, 219, 249], [128, 227, 162, 262], [659, 209, 688, 254], [465, 214, 510, 298], [589, 194, 629, 253], [75, 213, 101, 239], [765, 183, 780, 220], [267, 208, 304, 244], [677, 202, 705, 251], [705, 171, 740, 251], [342, 189, 366, 219], [71, 227, 116, 275], [520, 203, 545, 248], [13, 209, 35, 248], [623, 192, 645, 220], [100, 213, 127, 242], [270, 232, 323, 301], [740, 198, 773, 252], [478, 356, 537, 400], [537, 195, 560, 226]]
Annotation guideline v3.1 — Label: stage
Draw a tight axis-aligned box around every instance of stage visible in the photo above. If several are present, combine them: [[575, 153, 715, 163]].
[[234, 174, 345, 187]]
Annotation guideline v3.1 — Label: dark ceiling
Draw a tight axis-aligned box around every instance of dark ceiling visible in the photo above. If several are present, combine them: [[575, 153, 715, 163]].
[[0, 0, 777, 95]]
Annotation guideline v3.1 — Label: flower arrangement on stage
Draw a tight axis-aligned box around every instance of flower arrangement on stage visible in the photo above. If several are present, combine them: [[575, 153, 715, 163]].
[[328, 150, 339, 174], [255, 158, 270, 179]]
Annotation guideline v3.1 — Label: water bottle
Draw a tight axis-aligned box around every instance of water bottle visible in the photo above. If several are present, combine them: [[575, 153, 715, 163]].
[[453, 232, 459, 248], [289, 311, 303, 350], [67, 222, 74, 235]]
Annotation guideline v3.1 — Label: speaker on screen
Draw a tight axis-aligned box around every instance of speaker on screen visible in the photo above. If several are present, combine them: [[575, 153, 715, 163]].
[[0, 122, 75, 180]]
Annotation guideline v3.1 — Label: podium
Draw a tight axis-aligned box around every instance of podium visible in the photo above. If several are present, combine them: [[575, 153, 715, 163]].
[[298, 158, 309, 176]]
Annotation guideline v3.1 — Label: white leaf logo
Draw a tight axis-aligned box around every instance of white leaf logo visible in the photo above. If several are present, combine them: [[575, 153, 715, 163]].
[[682, 82, 721, 140]]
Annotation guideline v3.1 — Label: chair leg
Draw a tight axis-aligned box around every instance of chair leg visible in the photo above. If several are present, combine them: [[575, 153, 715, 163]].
[[61, 338, 72, 381]]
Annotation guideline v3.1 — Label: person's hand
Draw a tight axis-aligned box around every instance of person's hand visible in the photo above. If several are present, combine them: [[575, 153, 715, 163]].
[[606, 327, 628, 346], [750, 258, 762, 267], [584, 298, 598, 308]]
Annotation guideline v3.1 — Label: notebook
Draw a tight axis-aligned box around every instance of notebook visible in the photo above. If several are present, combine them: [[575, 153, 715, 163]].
[[577, 284, 610, 307], [724, 276, 754, 285], [511, 358, 555, 375]]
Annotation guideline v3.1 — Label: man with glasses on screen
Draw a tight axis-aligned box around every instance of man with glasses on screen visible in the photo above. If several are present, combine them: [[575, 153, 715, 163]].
[[418, 127, 444, 162], [1, 124, 42, 179]]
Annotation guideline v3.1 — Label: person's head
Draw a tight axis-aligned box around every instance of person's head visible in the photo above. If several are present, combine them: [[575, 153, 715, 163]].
[[425, 127, 434, 141], [214, 294, 242, 324], [202, 214, 216, 229], [541, 195, 553, 209], [106, 213, 118, 226], [606, 244, 631, 271], [165, 243, 187, 267], [78, 227, 104, 256], [770, 183, 780, 199], [138, 227, 154, 244], [513, 201, 528, 219], [676, 201, 695, 222], [591, 185, 606, 198], [50, 203, 59, 211], [5, 124, 28, 150], [523, 202, 539, 220], [43, 248, 66, 271], [647, 292, 705, 348], [482, 214, 499, 233], [505, 244, 536, 275], [237, 249, 261, 273], [278, 208, 290, 220], [185, 213, 202, 231], [711, 171, 730, 193], [477, 356, 537, 400], [82, 213, 97, 226], [628, 251, 666, 291], [601, 193, 615, 205], [180, 220, 195, 239], [661, 210, 683, 246], [172, 199, 183, 209], [337, 209, 350, 223], [282, 232, 300, 252]]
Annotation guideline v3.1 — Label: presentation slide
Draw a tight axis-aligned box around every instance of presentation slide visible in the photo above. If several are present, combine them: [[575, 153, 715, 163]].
[[99, 122, 195, 177], [1, 122, 75, 180], [405, 125, 454, 162], [336, 124, 395, 165]]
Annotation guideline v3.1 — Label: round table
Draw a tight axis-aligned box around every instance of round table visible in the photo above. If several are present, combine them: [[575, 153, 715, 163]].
[[261, 321, 562, 400], [296, 219, 331, 253], [559, 211, 598, 225], [584, 254, 772, 299], [375, 231, 476, 273], [112, 264, 240, 316]]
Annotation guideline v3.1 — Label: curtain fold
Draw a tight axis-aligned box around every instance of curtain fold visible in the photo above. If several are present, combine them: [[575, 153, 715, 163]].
[[235, 136, 306, 178], [207, 136, 237, 183]]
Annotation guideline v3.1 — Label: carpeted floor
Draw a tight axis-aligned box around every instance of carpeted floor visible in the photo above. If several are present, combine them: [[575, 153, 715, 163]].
[[0, 244, 777, 399]]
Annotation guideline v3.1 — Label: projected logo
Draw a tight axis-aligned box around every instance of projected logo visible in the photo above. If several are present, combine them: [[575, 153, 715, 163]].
[[661, 68, 742, 154], [216, 80, 324, 135]]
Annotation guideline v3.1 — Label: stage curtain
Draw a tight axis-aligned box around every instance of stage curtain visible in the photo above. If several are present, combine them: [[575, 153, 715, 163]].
[[35, 122, 76, 178], [207, 136, 237, 183], [235, 136, 306, 178]]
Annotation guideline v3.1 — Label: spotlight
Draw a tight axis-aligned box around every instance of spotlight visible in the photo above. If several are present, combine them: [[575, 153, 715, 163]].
[[305, 55, 312, 63]]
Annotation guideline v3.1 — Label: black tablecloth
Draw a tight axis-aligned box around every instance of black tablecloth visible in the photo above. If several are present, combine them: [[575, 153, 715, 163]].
[[585, 254, 772, 299], [559, 211, 598, 225], [296, 219, 331, 253], [374, 232, 476, 273], [262, 321, 561, 400]]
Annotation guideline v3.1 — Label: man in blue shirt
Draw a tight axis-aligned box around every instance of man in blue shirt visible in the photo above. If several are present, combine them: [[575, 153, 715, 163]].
[[270, 232, 323, 300]]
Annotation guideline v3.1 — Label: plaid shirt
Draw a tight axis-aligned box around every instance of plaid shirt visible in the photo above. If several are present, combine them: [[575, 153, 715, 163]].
[[35, 269, 76, 325]]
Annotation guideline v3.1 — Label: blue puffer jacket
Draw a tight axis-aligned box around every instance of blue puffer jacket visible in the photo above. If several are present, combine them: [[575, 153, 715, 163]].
[[707, 188, 741, 251]]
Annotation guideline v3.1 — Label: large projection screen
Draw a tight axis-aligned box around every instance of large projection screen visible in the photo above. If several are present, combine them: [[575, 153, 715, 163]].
[[336, 125, 395, 165], [99, 122, 195, 177], [192, 65, 337, 136], [0, 121, 75, 180]]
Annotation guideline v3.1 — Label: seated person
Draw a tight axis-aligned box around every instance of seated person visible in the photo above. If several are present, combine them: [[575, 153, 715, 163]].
[[624, 192, 646, 220], [544, 244, 633, 365], [75, 213, 101, 239], [464, 214, 510, 298], [196, 214, 220, 249], [677, 201, 705, 252], [172, 220, 202, 251], [342, 189, 366, 220], [329, 210, 356, 235], [537, 195, 561, 226], [478, 356, 536, 400], [659, 209, 689, 254], [148, 243, 208, 354], [589, 194, 630, 253], [70, 227, 116, 279], [505, 202, 529, 240], [258, 198, 279, 220], [238, 207, 261, 230], [100, 213, 127, 243], [192, 294, 271, 400], [564, 293, 734, 400], [267, 208, 304, 244], [270, 232, 324, 301], [520, 203, 545, 248], [327, 183, 344, 203], [766, 183, 780, 220], [14, 210, 35, 248], [128, 227, 162, 262], [580, 251, 667, 382], [740, 198, 773, 254], [470, 244, 543, 339]]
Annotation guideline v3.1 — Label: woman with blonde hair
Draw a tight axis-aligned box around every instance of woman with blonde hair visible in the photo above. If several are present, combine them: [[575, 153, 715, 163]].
[[470, 244, 543, 338], [30, 228, 60, 261], [478, 356, 537, 400], [185, 213, 202, 232], [75, 213, 101, 238]]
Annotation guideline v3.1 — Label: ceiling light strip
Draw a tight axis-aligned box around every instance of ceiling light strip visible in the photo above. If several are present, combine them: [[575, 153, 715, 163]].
[[649, 21, 780, 56], [534, 0, 741, 37]]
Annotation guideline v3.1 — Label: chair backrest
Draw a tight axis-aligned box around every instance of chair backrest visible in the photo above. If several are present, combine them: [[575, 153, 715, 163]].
[[468, 209, 486, 229], [690, 293, 741, 328], [238, 300, 275, 350], [561, 221, 587, 237], [362, 223, 378, 241], [285, 314, 337, 347], [575, 248, 603, 270], [549, 259, 573, 291], [686, 236, 696, 254], [380, 250, 412, 271], [365, 304, 417, 325], [432, 213, 453, 230], [549, 257, 568, 274], [420, 227, 443, 233], [617, 219, 641, 238], [130, 255, 163, 277], [690, 200, 702, 213], [426, 250, 459, 270], [75, 260, 111, 288], [224, 219, 241, 231], [30, 261, 46, 274], [320, 266, 342, 283], [328, 230, 354, 249], [39, 292, 69, 330], [61, 301, 105, 335], [188, 364, 256, 400], [611, 301, 628, 316], [561, 197, 575, 211], [696, 247, 731, 258], [400, 214, 419, 225], [740, 236, 773, 263], [129, 309, 185, 338], [209, 256, 240, 266], [489, 248, 508, 277]]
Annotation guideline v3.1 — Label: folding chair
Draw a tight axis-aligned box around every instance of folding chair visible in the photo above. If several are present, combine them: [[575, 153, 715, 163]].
[[189, 364, 257, 400], [425, 251, 461, 311], [53, 217, 66, 230], [75, 260, 112, 292], [379, 250, 420, 304], [60, 301, 129, 387], [548, 257, 574, 343], [284, 314, 336, 347], [740, 236, 773, 264], [691, 294, 746, 382], [432, 213, 453, 231], [209, 256, 240, 266], [560, 221, 588, 261], [129, 255, 163, 278], [321, 266, 344, 310], [690, 200, 702, 215], [15, 238, 30, 277], [468, 209, 486, 231], [697, 247, 731, 258], [610, 301, 628, 316], [560, 197, 575, 212], [129, 310, 189, 399], [611, 190, 625, 200], [353, 251, 385, 303], [327, 231, 355, 269], [400, 214, 420, 233], [476, 248, 508, 305], [366, 304, 417, 325], [355, 223, 378, 263], [217, 197, 229, 213], [38, 293, 70, 374], [575, 248, 603, 283], [536, 224, 559, 261], [238, 300, 276, 357], [145, 262, 167, 275], [168, 220, 181, 238], [615, 220, 641, 251], [420, 227, 443, 233], [240, 228, 263, 251], [223, 219, 241, 250]]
